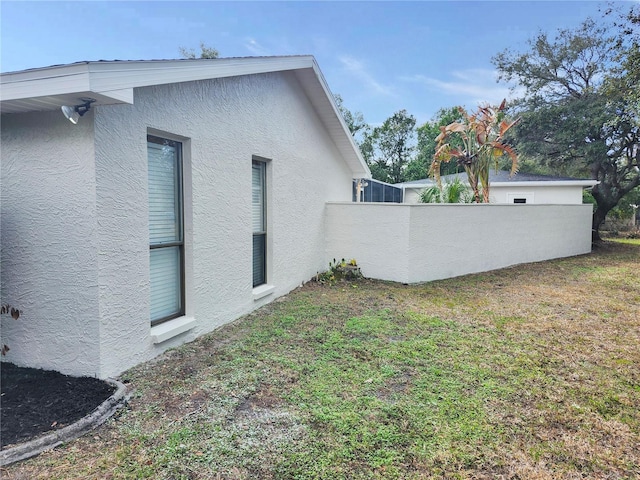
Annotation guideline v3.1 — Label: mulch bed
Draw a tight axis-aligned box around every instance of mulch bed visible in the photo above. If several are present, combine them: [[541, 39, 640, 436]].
[[1, 362, 115, 449]]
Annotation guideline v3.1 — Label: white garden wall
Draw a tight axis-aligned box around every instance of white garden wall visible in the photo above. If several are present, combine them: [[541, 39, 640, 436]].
[[325, 203, 593, 284]]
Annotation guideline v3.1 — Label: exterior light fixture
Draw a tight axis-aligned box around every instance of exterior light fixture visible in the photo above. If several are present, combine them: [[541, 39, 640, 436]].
[[61, 98, 96, 124]]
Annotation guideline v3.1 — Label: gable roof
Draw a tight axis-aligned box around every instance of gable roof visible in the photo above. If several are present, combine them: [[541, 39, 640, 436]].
[[395, 171, 598, 188], [0, 56, 371, 178]]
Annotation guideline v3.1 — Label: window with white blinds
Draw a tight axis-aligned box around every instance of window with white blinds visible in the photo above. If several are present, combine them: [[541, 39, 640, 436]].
[[148, 135, 184, 325], [252, 161, 266, 287]]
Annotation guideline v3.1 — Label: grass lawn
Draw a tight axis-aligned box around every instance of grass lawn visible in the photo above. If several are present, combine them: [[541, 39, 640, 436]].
[[3, 241, 639, 479]]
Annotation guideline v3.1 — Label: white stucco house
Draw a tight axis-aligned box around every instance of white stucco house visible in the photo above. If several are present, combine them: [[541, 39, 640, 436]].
[[396, 171, 598, 204], [0, 56, 371, 378], [1, 56, 596, 380]]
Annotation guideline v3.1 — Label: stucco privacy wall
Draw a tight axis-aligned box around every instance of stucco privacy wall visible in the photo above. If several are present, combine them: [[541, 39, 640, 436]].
[[325, 203, 593, 284], [1, 110, 101, 374], [93, 71, 354, 378]]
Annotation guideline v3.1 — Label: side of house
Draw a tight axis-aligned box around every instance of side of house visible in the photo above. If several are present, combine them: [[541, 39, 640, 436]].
[[1, 58, 370, 378]]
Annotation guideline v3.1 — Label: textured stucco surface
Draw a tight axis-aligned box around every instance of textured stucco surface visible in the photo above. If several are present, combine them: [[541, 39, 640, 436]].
[[92, 71, 353, 377], [4, 70, 593, 379], [2, 71, 355, 378], [325, 203, 593, 284], [1, 110, 101, 375]]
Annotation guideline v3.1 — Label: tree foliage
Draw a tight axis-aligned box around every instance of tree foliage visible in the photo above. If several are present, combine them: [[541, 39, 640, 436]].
[[419, 176, 473, 204], [405, 107, 464, 181], [493, 13, 640, 240], [361, 110, 417, 184], [334, 94, 367, 139], [179, 42, 220, 59]]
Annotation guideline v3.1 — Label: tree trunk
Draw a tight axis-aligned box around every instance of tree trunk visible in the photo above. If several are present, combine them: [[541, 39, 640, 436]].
[[592, 206, 608, 243], [590, 177, 640, 243]]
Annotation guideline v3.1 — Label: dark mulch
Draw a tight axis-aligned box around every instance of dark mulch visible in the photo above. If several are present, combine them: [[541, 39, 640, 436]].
[[1, 362, 115, 449]]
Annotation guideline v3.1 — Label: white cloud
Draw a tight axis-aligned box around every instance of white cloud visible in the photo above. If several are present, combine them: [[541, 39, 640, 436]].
[[401, 68, 522, 107], [338, 55, 397, 98], [244, 38, 271, 56]]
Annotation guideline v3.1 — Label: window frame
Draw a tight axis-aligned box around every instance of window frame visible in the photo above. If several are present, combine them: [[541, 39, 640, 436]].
[[252, 160, 267, 288], [148, 134, 186, 326]]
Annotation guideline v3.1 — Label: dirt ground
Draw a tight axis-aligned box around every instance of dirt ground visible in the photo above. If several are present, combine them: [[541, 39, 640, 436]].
[[0, 362, 115, 449]]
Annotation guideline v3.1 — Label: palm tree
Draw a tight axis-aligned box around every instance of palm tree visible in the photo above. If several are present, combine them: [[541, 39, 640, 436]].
[[430, 100, 519, 203], [419, 176, 473, 204]]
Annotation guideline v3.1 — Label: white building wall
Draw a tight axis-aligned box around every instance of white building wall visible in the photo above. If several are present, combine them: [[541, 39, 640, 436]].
[[404, 184, 585, 205], [490, 185, 584, 204], [403, 188, 422, 204], [326, 203, 593, 284], [93, 72, 354, 378], [1, 110, 101, 376]]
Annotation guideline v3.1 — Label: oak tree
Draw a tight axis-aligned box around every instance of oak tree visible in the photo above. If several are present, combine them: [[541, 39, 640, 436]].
[[493, 14, 640, 240]]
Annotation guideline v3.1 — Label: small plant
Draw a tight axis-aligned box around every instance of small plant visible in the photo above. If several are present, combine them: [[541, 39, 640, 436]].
[[1, 304, 21, 356], [314, 258, 362, 284], [419, 176, 474, 204]]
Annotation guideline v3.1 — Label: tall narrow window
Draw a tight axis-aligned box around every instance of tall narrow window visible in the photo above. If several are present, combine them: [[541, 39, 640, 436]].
[[252, 161, 266, 287], [148, 135, 184, 325]]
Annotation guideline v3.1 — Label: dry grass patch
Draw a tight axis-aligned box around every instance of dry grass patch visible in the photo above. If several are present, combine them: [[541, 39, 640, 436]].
[[2, 241, 639, 479]]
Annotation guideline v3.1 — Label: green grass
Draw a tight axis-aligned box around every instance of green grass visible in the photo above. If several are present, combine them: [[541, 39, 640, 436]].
[[610, 237, 640, 245], [4, 241, 640, 479]]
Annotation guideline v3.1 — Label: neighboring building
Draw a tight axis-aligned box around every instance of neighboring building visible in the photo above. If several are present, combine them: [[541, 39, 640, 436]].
[[0, 57, 370, 378], [397, 171, 598, 204], [352, 178, 403, 203]]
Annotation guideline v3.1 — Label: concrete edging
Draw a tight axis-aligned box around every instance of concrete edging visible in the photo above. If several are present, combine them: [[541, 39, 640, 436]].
[[0, 378, 130, 466]]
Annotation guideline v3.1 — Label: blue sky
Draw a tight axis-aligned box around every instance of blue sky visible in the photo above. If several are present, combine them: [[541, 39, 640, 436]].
[[1, 1, 612, 125]]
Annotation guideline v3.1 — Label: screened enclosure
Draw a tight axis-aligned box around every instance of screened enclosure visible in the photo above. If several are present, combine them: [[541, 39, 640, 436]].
[[353, 179, 403, 203]]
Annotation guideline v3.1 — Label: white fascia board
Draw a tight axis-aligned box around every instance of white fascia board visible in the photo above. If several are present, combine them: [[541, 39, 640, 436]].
[[1, 63, 92, 101], [1, 56, 314, 109], [85, 57, 318, 92]]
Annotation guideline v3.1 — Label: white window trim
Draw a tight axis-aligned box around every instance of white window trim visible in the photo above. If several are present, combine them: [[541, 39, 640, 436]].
[[252, 284, 275, 301], [147, 128, 194, 326], [150, 316, 196, 344]]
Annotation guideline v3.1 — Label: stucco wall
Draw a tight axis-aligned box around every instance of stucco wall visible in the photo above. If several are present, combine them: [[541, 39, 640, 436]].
[[325, 203, 593, 284], [1, 110, 101, 375], [489, 185, 584, 204], [93, 71, 354, 377]]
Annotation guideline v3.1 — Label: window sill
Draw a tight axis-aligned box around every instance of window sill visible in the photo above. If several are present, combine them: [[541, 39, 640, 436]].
[[151, 316, 196, 344], [253, 284, 275, 301]]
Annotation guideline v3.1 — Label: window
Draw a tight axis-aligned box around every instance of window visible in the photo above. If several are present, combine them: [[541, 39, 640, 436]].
[[252, 161, 266, 287], [148, 135, 184, 325]]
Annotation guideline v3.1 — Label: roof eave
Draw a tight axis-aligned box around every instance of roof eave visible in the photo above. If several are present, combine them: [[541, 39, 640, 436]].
[[0, 56, 371, 178]]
